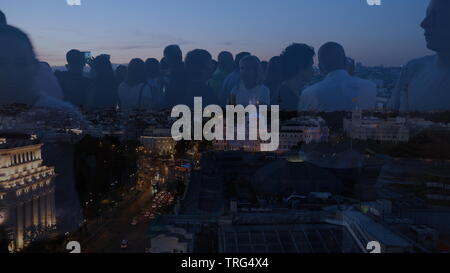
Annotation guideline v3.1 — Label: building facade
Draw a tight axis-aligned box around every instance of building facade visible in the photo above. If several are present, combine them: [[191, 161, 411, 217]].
[[343, 110, 410, 142], [278, 117, 329, 152], [140, 127, 176, 156], [0, 137, 56, 252]]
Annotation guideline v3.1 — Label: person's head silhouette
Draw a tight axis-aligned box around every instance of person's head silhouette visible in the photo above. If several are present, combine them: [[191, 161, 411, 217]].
[[265, 56, 282, 83], [164, 44, 183, 69], [89, 54, 118, 108], [0, 10, 6, 25], [234, 52, 251, 71], [239, 55, 264, 89], [91, 54, 115, 84], [280, 43, 315, 84], [0, 25, 38, 105], [318, 42, 347, 75], [185, 49, 213, 83], [66, 49, 85, 75], [145, 58, 160, 79], [421, 0, 450, 61], [125, 58, 147, 86], [217, 51, 234, 73]]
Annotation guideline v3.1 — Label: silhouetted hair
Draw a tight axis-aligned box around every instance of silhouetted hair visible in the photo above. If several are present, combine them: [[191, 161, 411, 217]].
[[280, 43, 315, 81], [265, 56, 283, 85], [240, 55, 264, 85], [145, 58, 160, 78], [217, 51, 234, 71], [235, 52, 251, 69], [218, 51, 233, 62], [66, 49, 84, 67], [318, 42, 347, 73], [125, 58, 147, 86], [185, 49, 212, 81], [0, 10, 6, 25], [0, 25, 35, 60], [92, 55, 115, 82], [164, 44, 182, 65]]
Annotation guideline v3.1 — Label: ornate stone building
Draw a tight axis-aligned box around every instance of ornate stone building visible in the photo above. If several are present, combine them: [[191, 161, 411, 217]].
[[0, 135, 56, 252]]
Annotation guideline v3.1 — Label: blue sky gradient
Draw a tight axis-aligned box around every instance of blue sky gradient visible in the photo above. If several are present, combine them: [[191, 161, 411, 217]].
[[0, 0, 431, 66]]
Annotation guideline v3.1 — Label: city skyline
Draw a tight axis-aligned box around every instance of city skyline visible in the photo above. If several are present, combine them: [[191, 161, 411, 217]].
[[1, 0, 432, 66]]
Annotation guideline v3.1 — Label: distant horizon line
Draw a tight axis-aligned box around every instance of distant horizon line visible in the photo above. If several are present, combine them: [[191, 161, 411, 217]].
[[46, 61, 404, 69]]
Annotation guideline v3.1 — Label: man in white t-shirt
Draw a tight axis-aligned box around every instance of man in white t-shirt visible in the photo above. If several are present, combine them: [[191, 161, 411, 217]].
[[299, 42, 376, 112], [388, 0, 450, 112]]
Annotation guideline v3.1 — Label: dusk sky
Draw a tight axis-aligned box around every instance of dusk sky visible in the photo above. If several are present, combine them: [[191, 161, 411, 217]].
[[1, 0, 432, 66]]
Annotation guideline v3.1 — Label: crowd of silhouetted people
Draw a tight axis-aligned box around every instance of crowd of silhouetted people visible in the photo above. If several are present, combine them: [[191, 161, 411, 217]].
[[0, 0, 449, 113], [52, 44, 319, 111]]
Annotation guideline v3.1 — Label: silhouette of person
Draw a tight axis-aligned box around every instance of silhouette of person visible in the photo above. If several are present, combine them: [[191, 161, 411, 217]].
[[33, 61, 64, 100], [161, 44, 188, 108], [272, 44, 315, 111], [115, 65, 127, 85], [0, 25, 37, 105], [264, 56, 283, 104], [86, 54, 119, 109], [164, 44, 185, 84], [208, 51, 234, 99], [166, 49, 218, 108], [118, 58, 152, 110], [187, 49, 219, 106], [0, 25, 68, 109], [164, 44, 183, 71], [0, 26, 86, 233], [299, 42, 376, 111], [0, 25, 85, 120], [388, 0, 450, 111], [55, 49, 92, 107], [0, 10, 6, 25], [230, 55, 270, 106], [221, 51, 251, 105], [145, 58, 164, 109]]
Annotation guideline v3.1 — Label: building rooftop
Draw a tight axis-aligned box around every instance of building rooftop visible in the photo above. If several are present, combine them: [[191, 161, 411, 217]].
[[0, 132, 39, 150], [219, 223, 362, 253], [343, 210, 411, 248]]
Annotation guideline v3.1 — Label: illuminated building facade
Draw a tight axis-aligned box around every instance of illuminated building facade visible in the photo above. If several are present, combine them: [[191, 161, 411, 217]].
[[140, 127, 176, 156], [278, 117, 329, 152], [343, 109, 410, 143], [0, 136, 56, 252]]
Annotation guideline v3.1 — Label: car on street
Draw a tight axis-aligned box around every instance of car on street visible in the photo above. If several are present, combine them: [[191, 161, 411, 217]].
[[120, 240, 128, 249]]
